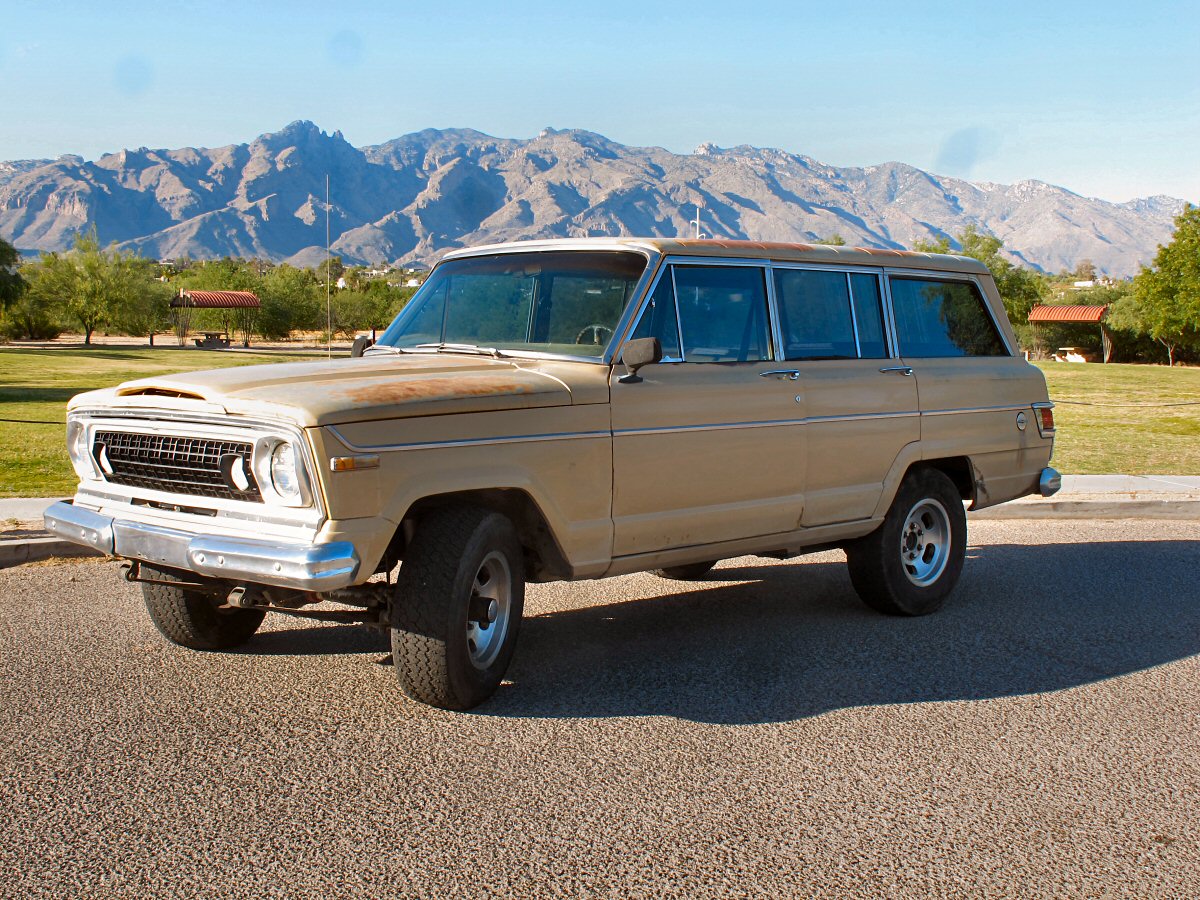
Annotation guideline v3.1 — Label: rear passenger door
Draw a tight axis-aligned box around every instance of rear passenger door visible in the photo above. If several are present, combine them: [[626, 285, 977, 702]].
[[609, 261, 807, 557], [887, 272, 1032, 494], [773, 266, 920, 525]]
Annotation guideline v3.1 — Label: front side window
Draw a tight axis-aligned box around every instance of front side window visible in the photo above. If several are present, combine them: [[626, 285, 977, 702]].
[[889, 277, 1008, 358], [375, 251, 647, 359], [674, 265, 771, 362]]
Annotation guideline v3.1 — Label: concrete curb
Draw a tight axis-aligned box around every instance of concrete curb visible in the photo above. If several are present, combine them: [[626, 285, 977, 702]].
[[0, 535, 102, 568], [971, 500, 1200, 520]]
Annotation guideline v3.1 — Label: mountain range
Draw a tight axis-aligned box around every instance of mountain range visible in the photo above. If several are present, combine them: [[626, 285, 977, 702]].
[[0, 121, 1185, 277]]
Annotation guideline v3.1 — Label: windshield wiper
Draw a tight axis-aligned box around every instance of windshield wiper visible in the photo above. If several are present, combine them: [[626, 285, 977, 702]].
[[362, 344, 410, 355], [413, 342, 509, 359]]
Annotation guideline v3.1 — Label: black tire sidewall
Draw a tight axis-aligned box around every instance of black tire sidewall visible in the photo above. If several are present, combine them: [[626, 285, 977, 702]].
[[848, 467, 967, 616], [442, 514, 525, 707]]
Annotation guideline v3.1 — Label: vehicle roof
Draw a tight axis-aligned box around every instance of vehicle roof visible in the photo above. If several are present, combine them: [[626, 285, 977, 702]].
[[441, 237, 991, 275]]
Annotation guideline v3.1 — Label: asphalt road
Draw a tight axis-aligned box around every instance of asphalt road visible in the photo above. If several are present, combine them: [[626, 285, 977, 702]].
[[2, 518, 1198, 898]]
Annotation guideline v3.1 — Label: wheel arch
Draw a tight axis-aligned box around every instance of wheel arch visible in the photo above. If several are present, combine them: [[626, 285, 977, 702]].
[[382, 488, 572, 583], [875, 452, 977, 518]]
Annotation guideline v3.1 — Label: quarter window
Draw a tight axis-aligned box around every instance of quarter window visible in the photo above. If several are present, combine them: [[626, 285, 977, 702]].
[[889, 277, 1008, 358], [628, 272, 682, 360], [849, 273, 888, 358]]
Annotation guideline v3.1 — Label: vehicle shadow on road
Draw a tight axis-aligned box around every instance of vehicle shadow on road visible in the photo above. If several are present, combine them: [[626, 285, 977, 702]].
[[482, 540, 1200, 724]]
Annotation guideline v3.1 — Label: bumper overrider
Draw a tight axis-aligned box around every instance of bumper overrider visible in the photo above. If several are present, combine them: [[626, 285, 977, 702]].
[[44, 501, 360, 592]]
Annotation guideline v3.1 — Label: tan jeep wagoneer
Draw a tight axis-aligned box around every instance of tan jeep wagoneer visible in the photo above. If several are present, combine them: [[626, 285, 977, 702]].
[[47, 238, 1060, 709]]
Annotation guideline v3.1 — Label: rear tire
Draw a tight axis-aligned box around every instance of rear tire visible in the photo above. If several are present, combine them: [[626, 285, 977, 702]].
[[845, 467, 966, 616], [141, 566, 264, 650], [390, 505, 525, 710], [653, 560, 718, 580]]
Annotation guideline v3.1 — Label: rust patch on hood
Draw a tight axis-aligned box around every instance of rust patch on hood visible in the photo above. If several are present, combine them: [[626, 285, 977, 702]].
[[339, 375, 537, 407]]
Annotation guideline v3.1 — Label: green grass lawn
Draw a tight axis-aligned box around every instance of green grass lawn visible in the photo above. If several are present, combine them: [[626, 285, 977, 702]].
[[0, 347, 318, 497], [1, 349, 1197, 498], [1035, 362, 1200, 476]]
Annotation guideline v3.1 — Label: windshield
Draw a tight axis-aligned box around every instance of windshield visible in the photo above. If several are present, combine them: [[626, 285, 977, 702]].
[[373, 250, 648, 359]]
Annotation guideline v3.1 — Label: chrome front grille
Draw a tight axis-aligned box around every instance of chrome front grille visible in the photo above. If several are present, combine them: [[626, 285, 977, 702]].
[[93, 431, 262, 502]]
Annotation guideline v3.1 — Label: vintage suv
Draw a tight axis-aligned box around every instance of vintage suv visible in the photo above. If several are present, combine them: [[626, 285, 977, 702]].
[[46, 238, 1060, 709]]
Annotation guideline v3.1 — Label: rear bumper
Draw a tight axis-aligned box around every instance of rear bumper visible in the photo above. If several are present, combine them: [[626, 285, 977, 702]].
[[43, 501, 360, 591], [1039, 467, 1062, 497]]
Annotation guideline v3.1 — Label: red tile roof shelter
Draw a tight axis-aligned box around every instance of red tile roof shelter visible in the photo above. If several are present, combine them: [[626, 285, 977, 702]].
[[171, 290, 261, 347], [171, 290, 261, 309], [1028, 304, 1112, 362]]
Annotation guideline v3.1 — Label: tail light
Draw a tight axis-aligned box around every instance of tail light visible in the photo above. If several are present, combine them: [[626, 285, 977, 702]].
[[1032, 402, 1055, 438]]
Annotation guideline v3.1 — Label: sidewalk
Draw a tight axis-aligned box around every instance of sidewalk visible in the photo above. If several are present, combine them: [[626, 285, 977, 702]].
[[3, 476, 1198, 570]]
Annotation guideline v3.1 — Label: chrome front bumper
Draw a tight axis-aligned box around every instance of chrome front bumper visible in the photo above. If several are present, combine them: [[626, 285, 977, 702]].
[[43, 501, 360, 591]]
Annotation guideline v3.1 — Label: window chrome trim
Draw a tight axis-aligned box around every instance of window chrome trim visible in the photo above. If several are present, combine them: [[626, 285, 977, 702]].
[[845, 272, 863, 358]]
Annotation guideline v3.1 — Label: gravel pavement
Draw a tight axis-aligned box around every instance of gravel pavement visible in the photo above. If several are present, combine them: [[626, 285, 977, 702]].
[[2, 518, 1199, 898]]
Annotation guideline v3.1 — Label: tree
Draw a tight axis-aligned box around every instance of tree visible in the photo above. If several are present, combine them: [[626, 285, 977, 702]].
[[0, 235, 24, 310], [914, 225, 1046, 329], [1108, 204, 1200, 366], [110, 256, 174, 342], [813, 233, 846, 246]]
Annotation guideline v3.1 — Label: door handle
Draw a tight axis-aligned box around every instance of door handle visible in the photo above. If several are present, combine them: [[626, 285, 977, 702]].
[[760, 369, 801, 381], [879, 366, 914, 376]]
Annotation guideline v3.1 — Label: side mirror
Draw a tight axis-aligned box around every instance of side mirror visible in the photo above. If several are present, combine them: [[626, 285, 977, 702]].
[[350, 335, 375, 358], [618, 337, 662, 383]]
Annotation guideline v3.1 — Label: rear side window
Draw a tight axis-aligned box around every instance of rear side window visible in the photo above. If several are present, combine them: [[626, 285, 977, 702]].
[[774, 269, 857, 360], [773, 269, 890, 360], [889, 277, 1008, 358]]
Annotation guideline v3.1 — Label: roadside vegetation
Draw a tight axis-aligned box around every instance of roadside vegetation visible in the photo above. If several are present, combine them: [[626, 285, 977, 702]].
[[0, 347, 1196, 499], [0, 348, 314, 497], [1, 209, 1198, 495], [0, 229, 419, 346]]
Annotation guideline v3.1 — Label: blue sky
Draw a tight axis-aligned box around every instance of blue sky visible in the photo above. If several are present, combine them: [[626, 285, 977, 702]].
[[3, 0, 1197, 203]]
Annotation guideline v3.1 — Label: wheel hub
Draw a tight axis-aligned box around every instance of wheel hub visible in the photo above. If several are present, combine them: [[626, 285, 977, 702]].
[[899, 498, 951, 587], [465, 552, 512, 669]]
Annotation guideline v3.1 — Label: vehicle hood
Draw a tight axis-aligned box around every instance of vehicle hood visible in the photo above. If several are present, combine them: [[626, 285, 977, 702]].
[[71, 355, 580, 427]]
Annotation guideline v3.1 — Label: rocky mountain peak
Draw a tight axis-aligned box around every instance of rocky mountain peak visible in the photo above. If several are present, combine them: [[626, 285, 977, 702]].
[[0, 123, 1187, 277]]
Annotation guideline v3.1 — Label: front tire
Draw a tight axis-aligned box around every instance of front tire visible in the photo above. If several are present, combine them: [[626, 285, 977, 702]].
[[845, 467, 966, 616], [141, 566, 264, 650], [390, 506, 525, 710]]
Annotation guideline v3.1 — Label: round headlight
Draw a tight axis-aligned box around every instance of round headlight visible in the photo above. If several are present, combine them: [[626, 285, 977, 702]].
[[270, 441, 301, 501]]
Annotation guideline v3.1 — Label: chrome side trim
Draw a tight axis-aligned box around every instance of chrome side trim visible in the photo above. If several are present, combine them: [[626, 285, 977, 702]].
[[921, 404, 1028, 417], [331, 410, 925, 452], [328, 426, 610, 454], [616, 410, 919, 438]]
